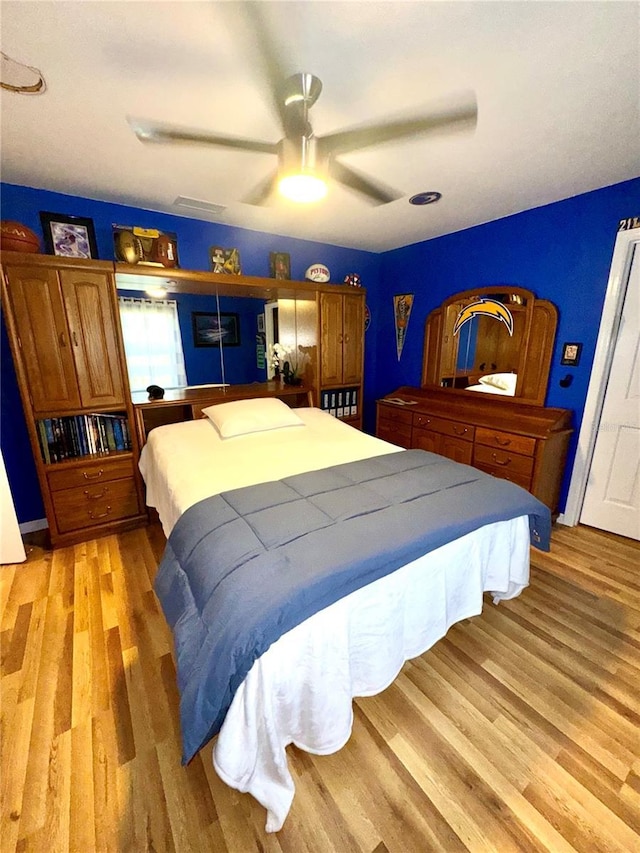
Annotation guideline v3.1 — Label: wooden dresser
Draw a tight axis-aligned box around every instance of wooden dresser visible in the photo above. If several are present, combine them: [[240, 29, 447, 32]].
[[376, 386, 573, 514]]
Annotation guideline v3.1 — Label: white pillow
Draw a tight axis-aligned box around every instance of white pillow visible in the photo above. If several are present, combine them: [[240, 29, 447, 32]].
[[201, 397, 304, 439], [479, 372, 517, 394], [466, 383, 512, 395]]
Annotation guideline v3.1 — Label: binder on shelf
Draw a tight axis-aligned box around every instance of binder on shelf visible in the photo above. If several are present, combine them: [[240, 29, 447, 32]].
[[320, 386, 359, 420]]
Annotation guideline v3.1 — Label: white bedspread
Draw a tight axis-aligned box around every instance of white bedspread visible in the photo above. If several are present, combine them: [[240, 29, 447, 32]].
[[139, 408, 530, 831], [140, 408, 403, 536]]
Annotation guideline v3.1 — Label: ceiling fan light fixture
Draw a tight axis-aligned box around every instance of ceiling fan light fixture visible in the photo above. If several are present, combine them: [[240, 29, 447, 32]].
[[278, 173, 328, 204]]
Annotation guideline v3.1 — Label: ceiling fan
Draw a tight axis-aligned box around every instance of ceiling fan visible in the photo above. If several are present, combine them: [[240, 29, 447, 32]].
[[127, 7, 477, 206]]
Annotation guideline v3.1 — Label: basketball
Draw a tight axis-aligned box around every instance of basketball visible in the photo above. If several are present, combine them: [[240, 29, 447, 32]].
[[0, 220, 41, 253]]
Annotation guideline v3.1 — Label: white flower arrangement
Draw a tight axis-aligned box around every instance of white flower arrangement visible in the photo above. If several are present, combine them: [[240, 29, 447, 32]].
[[269, 343, 286, 373], [269, 342, 309, 382]]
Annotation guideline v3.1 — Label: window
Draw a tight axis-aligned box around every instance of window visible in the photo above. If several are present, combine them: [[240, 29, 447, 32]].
[[118, 297, 187, 392]]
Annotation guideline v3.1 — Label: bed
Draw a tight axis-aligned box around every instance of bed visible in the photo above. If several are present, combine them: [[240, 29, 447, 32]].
[[139, 400, 549, 832]]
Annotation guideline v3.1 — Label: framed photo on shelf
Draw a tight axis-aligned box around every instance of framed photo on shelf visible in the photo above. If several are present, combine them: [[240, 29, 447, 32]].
[[269, 251, 291, 280], [560, 342, 582, 366], [192, 312, 240, 348], [209, 246, 242, 274], [39, 211, 99, 259]]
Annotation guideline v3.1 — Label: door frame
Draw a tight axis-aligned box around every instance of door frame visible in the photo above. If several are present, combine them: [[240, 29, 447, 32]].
[[561, 226, 640, 526]]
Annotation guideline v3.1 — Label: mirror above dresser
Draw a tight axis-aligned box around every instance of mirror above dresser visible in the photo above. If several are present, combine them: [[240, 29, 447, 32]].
[[421, 285, 558, 406], [377, 286, 572, 515]]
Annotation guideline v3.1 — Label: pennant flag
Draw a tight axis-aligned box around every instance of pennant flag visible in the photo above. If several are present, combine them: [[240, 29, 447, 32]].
[[394, 294, 414, 360]]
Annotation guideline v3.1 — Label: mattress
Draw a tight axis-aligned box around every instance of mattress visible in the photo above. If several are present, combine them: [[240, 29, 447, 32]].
[[139, 407, 531, 831]]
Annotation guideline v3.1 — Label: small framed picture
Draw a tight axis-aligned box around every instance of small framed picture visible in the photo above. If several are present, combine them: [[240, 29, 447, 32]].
[[257, 313, 265, 333], [210, 246, 241, 274], [561, 342, 582, 366], [40, 212, 99, 259], [269, 251, 291, 280], [192, 312, 240, 348]]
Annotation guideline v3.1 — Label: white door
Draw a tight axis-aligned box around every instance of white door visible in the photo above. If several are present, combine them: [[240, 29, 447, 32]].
[[580, 244, 640, 539]]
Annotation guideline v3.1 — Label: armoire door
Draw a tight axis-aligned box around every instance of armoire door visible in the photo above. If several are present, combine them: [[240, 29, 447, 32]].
[[341, 293, 364, 385], [60, 269, 126, 408], [3, 264, 81, 413], [320, 292, 343, 385]]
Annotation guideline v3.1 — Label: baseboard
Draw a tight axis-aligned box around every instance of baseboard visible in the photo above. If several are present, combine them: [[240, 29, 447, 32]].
[[19, 518, 48, 534]]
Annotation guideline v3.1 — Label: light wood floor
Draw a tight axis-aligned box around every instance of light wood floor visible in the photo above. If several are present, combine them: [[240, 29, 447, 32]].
[[1, 522, 639, 852]]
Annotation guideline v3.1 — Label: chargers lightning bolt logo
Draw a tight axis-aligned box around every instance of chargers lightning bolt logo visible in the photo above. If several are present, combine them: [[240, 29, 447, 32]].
[[453, 299, 514, 336]]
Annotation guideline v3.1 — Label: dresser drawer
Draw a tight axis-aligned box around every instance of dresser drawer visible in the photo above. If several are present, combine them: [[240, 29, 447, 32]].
[[474, 462, 532, 491], [473, 444, 535, 479], [475, 427, 536, 457], [47, 457, 135, 492], [377, 418, 412, 448], [413, 413, 474, 442], [52, 477, 140, 533], [378, 404, 414, 426]]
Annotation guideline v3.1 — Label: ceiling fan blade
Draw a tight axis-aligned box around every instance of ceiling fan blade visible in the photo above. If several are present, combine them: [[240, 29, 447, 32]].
[[127, 117, 277, 155], [318, 91, 477, 157], [241, 2, 290, 134], [331, 160, 403, 205], [242, 170, 279, 206]]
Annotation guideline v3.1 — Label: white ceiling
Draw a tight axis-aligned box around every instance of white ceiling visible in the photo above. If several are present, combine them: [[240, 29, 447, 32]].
[[1, 1, 639, 252]]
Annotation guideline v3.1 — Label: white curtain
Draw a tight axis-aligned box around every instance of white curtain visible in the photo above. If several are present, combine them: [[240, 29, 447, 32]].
[[118, 297, 187, 392]]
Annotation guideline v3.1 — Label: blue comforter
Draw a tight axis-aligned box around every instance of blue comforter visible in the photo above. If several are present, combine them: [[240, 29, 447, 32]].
[[155, 449, 550, 763]]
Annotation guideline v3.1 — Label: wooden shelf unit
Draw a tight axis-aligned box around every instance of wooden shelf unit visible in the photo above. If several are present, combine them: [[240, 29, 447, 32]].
[[1, 252, 147, 546], [2, 251, 367, 542], [132, 382, 313, 447]]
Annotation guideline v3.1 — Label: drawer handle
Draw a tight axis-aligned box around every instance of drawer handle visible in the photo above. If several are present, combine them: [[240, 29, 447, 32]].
[[83, 469, 104, 480], [418, 417, 431, 426], [493, 436, 511, 447], [84, 487, 108, 500], [89, 506, 112, 520], [453, 426, 468, 436], [491, 453, 512, 466]]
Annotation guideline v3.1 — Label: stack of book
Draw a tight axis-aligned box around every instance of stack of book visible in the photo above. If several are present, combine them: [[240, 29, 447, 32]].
[[36, 413, 132, 463]]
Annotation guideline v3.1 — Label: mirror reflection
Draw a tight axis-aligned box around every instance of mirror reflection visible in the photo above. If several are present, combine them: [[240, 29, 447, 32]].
[[117, 285, 268, 392], [437, 292, 527, 396]]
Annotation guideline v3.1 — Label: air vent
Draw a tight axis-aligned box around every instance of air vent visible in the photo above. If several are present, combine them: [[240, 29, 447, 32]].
[[173, 196, 227, 216]]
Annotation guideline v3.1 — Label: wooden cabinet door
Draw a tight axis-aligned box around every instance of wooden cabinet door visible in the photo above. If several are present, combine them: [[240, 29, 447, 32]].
[[440, 435, 474, 465], [412, 428, 441, 455], [341, 293, 363, 385], [60, 269, 126, 408], [3, 264, 81, 413], [320, 292, 343, 385]]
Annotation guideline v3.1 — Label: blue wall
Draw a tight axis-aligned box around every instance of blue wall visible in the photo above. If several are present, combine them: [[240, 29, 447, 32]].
[[2, 177, 639, 523]]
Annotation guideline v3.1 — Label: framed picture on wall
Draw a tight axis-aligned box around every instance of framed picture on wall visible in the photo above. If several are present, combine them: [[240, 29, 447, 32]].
[[192, 312, 240, 347], [39, 211, 99, 259], [269, 251, 291, 280]]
